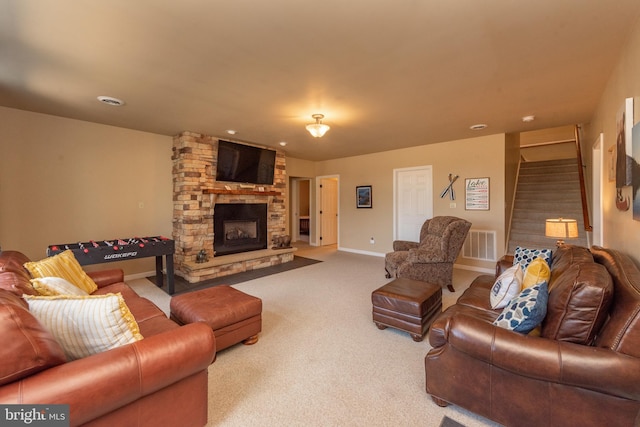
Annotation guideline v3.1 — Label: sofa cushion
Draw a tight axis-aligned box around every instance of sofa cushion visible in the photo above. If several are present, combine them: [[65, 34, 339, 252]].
[[0, 291, 67, 386], [494, 281, 548, 334], [23, 250, 98, 294], [24, 293, 143, 360], [0, 250, 38, 296], [549, 245, 594, 289], [542, 263, 613, 345], [513, 246, 552, 271], [490, 264, 523, 309], [30, 276, 89, 296]]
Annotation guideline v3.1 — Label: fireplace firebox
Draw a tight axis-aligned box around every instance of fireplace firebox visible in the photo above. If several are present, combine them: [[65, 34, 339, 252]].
[[214, 203, 268, 256]]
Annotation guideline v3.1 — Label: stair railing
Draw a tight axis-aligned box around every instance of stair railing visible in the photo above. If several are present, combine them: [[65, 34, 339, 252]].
[[574, 125, 593, 232]]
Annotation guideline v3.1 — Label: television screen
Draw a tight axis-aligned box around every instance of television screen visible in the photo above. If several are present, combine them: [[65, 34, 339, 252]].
[[215, 140, 276, 185]]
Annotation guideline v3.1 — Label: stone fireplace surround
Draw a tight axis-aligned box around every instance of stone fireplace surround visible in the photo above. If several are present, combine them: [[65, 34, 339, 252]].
[[172, 131, 294, 284]]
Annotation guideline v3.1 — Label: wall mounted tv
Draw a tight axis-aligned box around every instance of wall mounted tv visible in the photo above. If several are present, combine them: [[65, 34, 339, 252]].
[[215, 140, 276, 185]]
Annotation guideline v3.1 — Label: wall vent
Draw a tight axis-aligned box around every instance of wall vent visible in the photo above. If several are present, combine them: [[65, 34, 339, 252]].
[[462, 230, 497, 262]]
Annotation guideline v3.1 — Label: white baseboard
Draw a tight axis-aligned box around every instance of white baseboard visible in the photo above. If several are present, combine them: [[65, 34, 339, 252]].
[[338, 246, 386, 257], [453, 263, 494, 274], [124, 270, 156, 281]]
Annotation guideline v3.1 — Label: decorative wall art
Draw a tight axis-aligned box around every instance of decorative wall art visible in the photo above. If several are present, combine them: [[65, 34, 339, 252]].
[[615, 97, 633, 211], [465, 177, 490, 210], [356, 185, 372, 208], [439, 174, 459, 200]]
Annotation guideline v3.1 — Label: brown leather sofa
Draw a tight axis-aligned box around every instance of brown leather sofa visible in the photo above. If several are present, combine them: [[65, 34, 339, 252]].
[[0, 250, 216, 427], [425, 245, 640, 427]]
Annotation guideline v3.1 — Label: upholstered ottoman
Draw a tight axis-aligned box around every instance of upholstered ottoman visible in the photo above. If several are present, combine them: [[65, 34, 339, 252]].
[[371, 278, 442, 342], [170, 285, 262, 352]]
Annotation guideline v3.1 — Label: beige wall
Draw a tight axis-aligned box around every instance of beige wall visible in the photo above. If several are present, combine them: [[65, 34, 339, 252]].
[[307, 134, 506, 270], [582, 16, 640, 263], [0, 106, 173, 275]]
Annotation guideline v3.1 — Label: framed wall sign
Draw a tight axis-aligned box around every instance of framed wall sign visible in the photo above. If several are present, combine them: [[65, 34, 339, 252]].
[[465, 178, 489, 210], [356, 185, 372, 208]]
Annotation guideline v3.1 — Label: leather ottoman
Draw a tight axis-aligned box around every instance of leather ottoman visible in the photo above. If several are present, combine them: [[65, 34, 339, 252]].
[[170, 285, 262, 352], [371, 278, 442, 342]]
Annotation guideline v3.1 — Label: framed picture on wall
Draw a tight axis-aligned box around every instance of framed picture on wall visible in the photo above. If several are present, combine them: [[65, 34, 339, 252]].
[[465, 178, 490, 210], [356, 185, 372, 208]]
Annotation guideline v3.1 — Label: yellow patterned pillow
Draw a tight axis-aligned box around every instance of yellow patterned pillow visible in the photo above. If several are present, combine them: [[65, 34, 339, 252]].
[[24, 250, 98, 294], [522, 257, 551, 290], [23, 293, 143, 360], [30, 277, 89, 296]]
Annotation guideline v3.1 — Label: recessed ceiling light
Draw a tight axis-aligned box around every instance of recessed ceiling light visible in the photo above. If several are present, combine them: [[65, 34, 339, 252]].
[[97, 96, 125, 106], [226, 130, 237, 135], [469, 123, 488, 131], [522, 115, 535, 123], [279, 141, 287, 147]]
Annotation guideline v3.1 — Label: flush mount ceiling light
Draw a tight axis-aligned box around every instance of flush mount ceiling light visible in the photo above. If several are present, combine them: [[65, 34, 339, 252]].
[[306, 114, 330, 138], [226, 129, 237, 135], [97, 96, 125, 106], [469, 123, 488, 131], [522, 115, 536, 123], [279, 141, 287, 147]]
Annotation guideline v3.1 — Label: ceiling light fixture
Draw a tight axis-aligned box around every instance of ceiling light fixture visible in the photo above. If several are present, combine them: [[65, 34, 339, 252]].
[[97, 96, 125, 106], [306, 114, 330, 138], [226, 130, 237, 135], [469, 123, 488, 131], [522, 115, 535, 123], [279, 141, 287, 147]]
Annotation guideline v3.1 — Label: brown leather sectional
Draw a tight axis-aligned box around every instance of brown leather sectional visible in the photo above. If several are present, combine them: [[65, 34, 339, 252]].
[[0, 250, 216, 427], [425, 245, 640, 427]]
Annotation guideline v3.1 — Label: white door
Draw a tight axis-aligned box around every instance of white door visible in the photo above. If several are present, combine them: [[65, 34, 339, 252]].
[[320, 177, 338, 246], [394, 166, 433, 241]]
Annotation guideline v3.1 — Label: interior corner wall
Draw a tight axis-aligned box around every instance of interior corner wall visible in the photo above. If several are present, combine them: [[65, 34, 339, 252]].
[[0, 106, 173, 275], [314, 134, 507, 271], [582, 16, 640, 263]]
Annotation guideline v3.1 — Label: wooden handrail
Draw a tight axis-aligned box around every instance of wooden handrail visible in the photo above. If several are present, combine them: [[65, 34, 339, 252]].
[[574, 125, 593, 231]]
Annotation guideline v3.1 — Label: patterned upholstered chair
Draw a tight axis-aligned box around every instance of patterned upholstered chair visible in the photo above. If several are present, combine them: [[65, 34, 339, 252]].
[[385, 216, 471, 292]]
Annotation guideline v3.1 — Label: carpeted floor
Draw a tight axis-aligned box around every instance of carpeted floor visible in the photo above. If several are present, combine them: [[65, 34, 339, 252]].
[[147, 255, 322, 295], [128, 244, 501, 427]]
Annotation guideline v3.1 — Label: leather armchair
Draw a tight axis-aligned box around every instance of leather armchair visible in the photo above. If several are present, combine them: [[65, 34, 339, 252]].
[[385, 216, 471, 292]]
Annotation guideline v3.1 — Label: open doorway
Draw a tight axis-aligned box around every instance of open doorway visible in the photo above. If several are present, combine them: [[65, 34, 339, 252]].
[[290, 178, 311, 243]]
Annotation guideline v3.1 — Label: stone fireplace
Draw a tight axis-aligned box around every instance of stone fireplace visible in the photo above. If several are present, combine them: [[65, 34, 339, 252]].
[[172, 131, 294, 283]]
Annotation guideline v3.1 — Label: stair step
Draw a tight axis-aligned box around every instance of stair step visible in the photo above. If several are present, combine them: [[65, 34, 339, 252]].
[[518, 173, 579, 184]]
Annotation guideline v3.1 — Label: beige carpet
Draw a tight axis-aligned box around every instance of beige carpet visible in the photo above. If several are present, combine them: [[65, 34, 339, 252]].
[[129, 244, 502, 427]]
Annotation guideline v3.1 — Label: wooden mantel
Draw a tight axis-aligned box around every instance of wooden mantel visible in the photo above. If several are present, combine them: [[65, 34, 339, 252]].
[[203, 189, 280, 196]]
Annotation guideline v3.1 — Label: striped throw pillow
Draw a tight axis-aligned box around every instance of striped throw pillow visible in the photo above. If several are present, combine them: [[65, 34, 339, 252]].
[[30, 277, 89, 296], [23, 293, 143, 360], [24, 250, 98, 294]]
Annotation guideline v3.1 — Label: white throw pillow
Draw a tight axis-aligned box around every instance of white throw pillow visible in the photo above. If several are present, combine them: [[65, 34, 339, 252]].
[[30, 276, 89, 296], [24, 293, 143, 360], [490, 263, 523, 309]]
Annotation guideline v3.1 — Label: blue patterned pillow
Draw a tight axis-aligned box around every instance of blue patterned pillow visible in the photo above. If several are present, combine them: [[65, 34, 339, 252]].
[[493, 281, 548, 334], [513, 246, 552, 271]]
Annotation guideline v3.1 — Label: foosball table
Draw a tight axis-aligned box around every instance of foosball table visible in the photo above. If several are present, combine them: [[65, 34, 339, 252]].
[[47, 236, 176, 294]]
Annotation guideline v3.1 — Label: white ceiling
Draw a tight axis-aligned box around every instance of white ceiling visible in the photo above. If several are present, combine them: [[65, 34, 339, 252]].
[[1, 1, 639, 161]]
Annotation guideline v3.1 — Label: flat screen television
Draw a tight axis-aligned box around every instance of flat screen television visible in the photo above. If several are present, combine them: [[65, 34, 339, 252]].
[[215, 140, 276, 185]]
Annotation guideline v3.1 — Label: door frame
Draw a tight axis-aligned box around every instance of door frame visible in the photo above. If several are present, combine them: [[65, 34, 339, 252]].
[[315, 174, 340, 247], [592, 133, 604, 246]]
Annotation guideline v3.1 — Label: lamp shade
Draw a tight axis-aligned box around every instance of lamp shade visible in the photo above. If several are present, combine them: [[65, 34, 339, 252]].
[[306, 114, 330, 138], [545, 218, 578, 239]]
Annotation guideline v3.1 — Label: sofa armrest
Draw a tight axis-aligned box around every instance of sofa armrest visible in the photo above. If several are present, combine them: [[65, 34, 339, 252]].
[[0, 322, 216, 425], [496, 255, 514, 277], [439, 313, 640, 400], [392, 240, 419, 252], [87, 269, 124, 288]]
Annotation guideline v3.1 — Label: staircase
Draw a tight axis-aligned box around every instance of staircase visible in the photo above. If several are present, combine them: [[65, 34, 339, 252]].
[[508, 158, 589, 254]]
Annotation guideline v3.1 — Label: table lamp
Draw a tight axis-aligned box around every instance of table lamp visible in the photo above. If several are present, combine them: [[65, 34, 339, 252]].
[[545, 218, 578, 246]]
